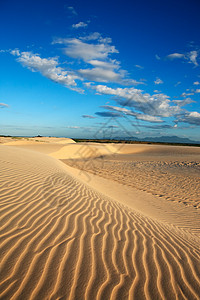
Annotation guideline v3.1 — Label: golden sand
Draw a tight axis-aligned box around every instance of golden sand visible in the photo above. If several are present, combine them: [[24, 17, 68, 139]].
[[0, 138, 200, 299]]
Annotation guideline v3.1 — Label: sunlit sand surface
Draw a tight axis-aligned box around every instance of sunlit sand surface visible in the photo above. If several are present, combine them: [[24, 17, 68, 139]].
[[0, 138, 200, 299]]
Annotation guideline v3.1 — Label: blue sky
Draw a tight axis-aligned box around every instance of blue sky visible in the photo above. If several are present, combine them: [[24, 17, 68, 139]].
[[1, 0, 200, 141]]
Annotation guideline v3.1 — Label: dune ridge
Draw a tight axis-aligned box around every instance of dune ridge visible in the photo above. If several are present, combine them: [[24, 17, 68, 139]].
[[0, 145, 200, 299]]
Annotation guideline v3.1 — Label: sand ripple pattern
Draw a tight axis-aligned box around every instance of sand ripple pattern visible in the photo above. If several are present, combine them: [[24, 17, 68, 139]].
[[0, 146, 200, 300], [65, 158, 200, 209]]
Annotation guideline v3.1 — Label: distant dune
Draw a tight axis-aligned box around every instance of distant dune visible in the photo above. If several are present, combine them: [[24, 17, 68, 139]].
[[0, 138, 200, 299]]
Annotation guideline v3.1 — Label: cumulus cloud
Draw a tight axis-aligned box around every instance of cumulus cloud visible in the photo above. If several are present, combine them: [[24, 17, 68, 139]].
[[10, 49, 20, 56], [90, 84, 142, 98], [101, 105, 163, 123], [90, 84, 179, 118], [93, 83, 200, 126], [193, 81, 200, 85], [80, 32, 101, 41], [82, 115, 96, 119], [54, 37, 118, 62], [72, 22, 88, 29], [78, 67, 123, 83], [173, 98, 195, 106], [154, 78, 163, 85], [53, 33, 143, 85], [132, 114, 162, 123], [88, 59, 120, 69], [177, 111, 200, 125], [0, 103, 9, 108], [195, 89, 200, 93], [10, 50, 83, 92]]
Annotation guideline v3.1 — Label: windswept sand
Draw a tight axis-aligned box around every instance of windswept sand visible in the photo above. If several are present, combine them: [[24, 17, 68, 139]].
[[0, 139, 200, 299]]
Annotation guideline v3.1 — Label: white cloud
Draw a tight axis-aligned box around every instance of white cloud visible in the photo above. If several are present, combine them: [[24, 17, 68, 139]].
[[77, 57, 124, 83], [193, 81, 200, 85], [178, 111, 200, 125], [101, 105, 163, 123], [10, 50, 83, 92], [167, 53, 185, 59], [72, 22, 88, 29], [80, 32, 101, 41], [91, 85, 142, 97], [100, 105, 130, 114], [78, 67, 140, 84], [53, 37, 118, 62], [10, 49, 20, 56], [88, 59, 120, 69], [78, 67, 122, 83], [195, 89, 200, 93], [173, 98, 195, 106], [0, 103, 9, 108], [53, 34, 144, 84], [92, 84, 200, 126], [188, 50, 198, 66], [181, 92, 195, 97], [166, 50, 199, 66], [135, 114, 163, 123], [154, 78, 163, 85], [89, 84, 182, 118]]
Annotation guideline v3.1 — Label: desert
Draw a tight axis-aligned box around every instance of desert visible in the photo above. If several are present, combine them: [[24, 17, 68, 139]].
[[0, 137, 200, 299]]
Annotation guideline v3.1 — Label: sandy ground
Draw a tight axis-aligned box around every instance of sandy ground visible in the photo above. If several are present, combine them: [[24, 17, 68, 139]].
[[64, 152, 200, 209], [0, 138, 200, 299]]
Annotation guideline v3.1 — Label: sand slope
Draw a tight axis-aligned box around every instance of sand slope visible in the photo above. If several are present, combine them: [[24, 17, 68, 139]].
[[0, 145, 200, 299], [65, 155, 200, 210]]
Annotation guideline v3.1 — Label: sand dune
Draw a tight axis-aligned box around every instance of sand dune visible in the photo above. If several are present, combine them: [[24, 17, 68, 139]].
[[1, 136, 75, 145], [1, 137, 121, 159], [0, 144, 200, 299], [50, 143, 120, 159]]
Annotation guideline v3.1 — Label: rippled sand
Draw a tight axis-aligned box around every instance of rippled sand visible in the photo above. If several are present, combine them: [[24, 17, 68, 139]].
[[0, 139, 200, 299], [65, 154, 200, 209]]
